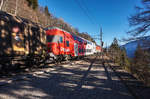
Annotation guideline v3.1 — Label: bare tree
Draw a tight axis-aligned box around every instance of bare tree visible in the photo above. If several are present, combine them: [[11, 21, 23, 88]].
[[128, 0, 150, 38], [15, 0, 18, 15], [0, 0, 4, 10]]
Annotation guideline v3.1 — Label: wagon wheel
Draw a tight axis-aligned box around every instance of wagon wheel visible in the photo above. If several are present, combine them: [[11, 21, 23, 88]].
[[65, 55, 70, 61]]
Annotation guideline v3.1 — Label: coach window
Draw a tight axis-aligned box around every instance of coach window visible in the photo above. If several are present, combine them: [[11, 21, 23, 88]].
[[47, 35, 54, 42], [60, 36, 63, 43], [79, 48, 81, 53], [66, 41, 69, 47]]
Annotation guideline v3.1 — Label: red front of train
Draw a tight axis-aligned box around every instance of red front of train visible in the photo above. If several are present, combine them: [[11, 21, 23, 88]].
[[46, 27, 76, 60], [96, 45, 102, 52], [45, 27, 88, 60]]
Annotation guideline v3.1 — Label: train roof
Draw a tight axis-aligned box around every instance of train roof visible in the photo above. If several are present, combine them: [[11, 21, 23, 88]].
[[45, 27, 86, 41], [45, 27, 95, 43], [45, 27, 72, 35]]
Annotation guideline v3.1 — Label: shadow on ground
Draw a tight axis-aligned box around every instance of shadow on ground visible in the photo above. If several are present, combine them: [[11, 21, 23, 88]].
[[0, 57, 135, 99], [105, 58, 150, 99]]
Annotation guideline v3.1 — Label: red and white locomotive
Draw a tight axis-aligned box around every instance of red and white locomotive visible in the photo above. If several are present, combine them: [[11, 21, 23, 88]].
[[45, 27, 101, 61]]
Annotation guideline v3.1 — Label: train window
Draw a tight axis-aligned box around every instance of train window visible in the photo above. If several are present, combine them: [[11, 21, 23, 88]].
[[82, 49, 84, 53], [47, 35, 59, 42], [66, 41, 69, 47], [89, 49, 92, 52], [86, 49, 92, 52], [47, 35, 54, 42], [79, 48, 81, 53], [60, 36, 63, 43]]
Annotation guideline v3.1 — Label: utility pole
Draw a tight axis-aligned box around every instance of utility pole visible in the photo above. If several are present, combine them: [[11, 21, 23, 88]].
[[100, 27, 103, 55], [100, 27, 103, 48], [100, 27, 104, 65]]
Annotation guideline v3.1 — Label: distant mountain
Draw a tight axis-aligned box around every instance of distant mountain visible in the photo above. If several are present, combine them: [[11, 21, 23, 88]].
[[122, 36, 150, 58]]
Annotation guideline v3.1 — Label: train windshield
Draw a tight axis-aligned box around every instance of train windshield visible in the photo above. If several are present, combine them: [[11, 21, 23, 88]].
[[47, 35, 61, 43], [47, 35, 59, 43], [47, 35, 54, 42]]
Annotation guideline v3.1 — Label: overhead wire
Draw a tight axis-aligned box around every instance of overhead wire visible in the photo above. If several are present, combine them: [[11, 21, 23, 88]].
[[73, 0, 96, 26], [81, 0, 99, 26], [73, 0, 101, 44], [81, 0, 101, 43]]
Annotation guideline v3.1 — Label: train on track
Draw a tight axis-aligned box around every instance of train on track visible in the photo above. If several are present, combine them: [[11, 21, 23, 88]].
[[45, 27, 101, 61], [0, 11, 101, 70]]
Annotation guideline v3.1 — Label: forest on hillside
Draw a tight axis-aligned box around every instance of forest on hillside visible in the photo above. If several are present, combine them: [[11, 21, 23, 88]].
[[108, 0, 150, 86], [0, 0, 95, 43]]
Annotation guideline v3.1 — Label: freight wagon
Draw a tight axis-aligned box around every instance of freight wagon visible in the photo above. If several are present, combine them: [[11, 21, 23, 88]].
[[0, 11, 46, 70], [0, 11, 101, 71]]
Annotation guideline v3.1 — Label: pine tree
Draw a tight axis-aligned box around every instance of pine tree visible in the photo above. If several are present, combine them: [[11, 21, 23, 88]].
[[109, 38, 121, 63], [109, 38, 131, 70], [44, 6, 51, 17], [133, 44, 150, 85], [26, 0, 38, 9], [120, 47, 131, 71]]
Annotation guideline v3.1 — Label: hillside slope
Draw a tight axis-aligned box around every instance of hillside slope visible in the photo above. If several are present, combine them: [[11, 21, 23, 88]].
[[123, 36, 150, 58]]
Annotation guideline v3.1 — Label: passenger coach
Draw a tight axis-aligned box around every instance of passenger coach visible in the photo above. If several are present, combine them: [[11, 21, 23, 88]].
[[45, 27, 75, 61], [45, 27, 98, 61]]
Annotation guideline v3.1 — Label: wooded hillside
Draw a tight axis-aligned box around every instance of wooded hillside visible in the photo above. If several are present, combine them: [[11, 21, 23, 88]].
[[0, 0, 95, 43]]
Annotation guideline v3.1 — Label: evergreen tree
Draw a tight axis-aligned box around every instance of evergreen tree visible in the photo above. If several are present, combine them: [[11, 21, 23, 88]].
[[120, 47, 131, 71], [126, 0, 150, 85], [113, 38, 118, 46], [109, 38, 121, 63], [133, 44, 150, 85], [109, 38, 131, 71], [26, 0, 38, 9], [44, 6, 51, 17]]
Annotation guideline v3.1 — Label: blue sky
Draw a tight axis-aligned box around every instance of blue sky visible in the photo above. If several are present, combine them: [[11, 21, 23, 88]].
[[38, 0, 141, 46]]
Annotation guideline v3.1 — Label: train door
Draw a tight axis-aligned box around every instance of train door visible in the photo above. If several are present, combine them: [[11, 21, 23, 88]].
[[74, 43, 78, 56]]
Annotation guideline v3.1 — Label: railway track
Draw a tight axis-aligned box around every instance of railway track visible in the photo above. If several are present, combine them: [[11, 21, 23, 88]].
[[103, 56, 148, 99], [0, 55, 136, 99]]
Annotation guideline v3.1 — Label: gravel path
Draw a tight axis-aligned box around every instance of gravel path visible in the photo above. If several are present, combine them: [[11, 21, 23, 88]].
[[0, 58, 134, 99]]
